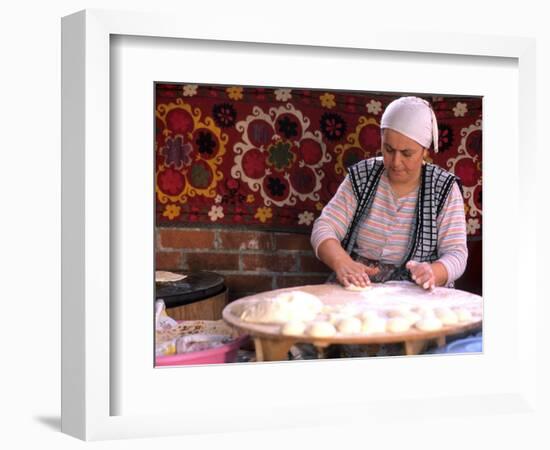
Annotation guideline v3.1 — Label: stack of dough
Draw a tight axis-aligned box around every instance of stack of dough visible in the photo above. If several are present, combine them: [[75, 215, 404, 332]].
[[240, 290, 323, 324]]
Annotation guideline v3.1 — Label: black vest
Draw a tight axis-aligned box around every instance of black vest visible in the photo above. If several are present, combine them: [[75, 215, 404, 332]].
[[341, 157, 458, 281]]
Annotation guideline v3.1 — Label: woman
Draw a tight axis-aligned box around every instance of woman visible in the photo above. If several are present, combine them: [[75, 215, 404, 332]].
[[311, 96, 467, 290]]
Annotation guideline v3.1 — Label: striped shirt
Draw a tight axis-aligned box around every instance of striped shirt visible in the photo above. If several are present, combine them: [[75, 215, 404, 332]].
[[311, 170, 468, 284]]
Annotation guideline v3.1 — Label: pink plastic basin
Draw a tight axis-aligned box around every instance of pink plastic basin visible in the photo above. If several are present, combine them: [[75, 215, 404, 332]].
[[155, 334, 249, 367]]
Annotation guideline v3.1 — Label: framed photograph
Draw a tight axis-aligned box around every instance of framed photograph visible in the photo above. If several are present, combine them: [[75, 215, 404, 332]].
[[62, 9, 539, 442], [152, 80, 484, 363]]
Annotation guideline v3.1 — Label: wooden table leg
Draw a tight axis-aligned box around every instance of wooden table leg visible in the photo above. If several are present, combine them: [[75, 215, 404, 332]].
[[405, 336, 447, 355], [313, 342, 331, 359], [253, 338, 264, 362], [253, 338, 293, 362], [404, 339, 428, 355]]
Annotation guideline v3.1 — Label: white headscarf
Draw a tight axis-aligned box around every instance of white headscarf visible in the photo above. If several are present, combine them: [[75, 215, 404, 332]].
[[380, 96, 439, 153]]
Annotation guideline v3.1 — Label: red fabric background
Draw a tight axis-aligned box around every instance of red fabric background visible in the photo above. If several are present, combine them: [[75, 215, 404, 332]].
[[155, 84, 482, 237]]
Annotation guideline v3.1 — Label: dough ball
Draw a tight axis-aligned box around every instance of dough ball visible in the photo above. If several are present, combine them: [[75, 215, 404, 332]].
[[386, 305, 411, 318], [359, 310, 380, 322], [336, 317, 362, 334], [328, 312, 352, 325], [386, 317, 411, 333], [340, 304, 360, 316], [412, 305, 434, 316], [306, 321, 337, 338], [402, 311, 422, 326], [415, 316, 443, 331], [361, 315, 387, 334], [280, 321, 307, 336], [344, 284, 372, 292], [454, 307, 473, 323], [321, 305, 338, 314], [434, 307, 458, 325]]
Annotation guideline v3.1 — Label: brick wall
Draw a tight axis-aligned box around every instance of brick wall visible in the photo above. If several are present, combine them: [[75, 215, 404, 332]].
[[156, 228, 482, 300], [156, 228, 331, 301]]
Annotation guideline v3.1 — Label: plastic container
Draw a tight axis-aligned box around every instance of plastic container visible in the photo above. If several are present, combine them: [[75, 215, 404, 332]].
[[445, 336, 482, 353], [155, 334, 248, 366]]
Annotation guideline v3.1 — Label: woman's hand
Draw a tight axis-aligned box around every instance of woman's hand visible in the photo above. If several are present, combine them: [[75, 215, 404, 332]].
[[334, 257, 379, 288], [406, 260, 435, 290]]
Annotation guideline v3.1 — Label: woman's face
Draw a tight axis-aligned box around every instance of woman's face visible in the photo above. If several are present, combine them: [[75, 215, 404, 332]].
[[381, 128, 427, 186]]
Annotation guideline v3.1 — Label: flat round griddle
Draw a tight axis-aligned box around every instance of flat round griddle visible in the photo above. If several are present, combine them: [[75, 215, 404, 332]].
[[156, 271, 225, 308]]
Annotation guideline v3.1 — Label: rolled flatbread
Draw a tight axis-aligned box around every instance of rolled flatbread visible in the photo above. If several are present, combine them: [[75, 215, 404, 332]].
[[155, 271, 187, 283], [344, 283, 371, 292]]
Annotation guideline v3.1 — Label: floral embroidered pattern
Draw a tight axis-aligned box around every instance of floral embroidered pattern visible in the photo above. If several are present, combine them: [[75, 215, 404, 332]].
[[161, 135, 193, 168], [231, 103, 330, 209], [155, 98, 227, 206], [254, 206, 273, 223], [453, 102, 468, 117], [319, 112, 347, 142], [208, 205, 224, 221], [319, 93, 336, 109], [467, 218, 480, 235], [226, 86, 244, 101], [298, 211, 314, 226], [156, 84, 482, 235], [437, 124, 454, 153], [182, 84, 198, 97], [274, 88, 292, 101], [267, 141, 295, 170], [277, 116, 299, 139], [366, 99, 382, 115], [212, 103, 237, 128], [267, 177, 286, 197], [195, 131, 217, 155], [163, 204, 181, 220]]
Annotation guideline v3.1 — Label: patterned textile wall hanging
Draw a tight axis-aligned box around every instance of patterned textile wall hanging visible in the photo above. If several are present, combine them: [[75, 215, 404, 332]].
[[155, 84, 482, 237]]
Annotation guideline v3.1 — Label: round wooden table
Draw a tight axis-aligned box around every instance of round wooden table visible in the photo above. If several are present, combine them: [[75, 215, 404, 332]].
[[222, 281, 483, 361]]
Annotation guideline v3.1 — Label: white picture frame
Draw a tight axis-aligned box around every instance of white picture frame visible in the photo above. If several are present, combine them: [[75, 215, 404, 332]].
[[61, 8, 543, 442]]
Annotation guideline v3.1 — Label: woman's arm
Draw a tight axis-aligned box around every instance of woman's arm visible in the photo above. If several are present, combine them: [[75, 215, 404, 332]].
[[310, 175, 356, 257], [407, 182, 468, 289], [435, 182, 468, 284], [311, 176, 378, 287]]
